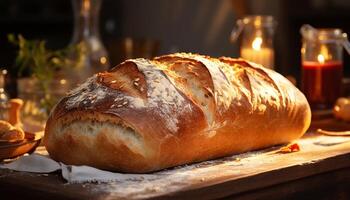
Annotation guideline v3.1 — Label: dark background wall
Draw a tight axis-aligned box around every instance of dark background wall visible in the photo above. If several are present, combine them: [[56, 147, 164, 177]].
[[1, 0, 350, 91], [118, 0, 237, 57]]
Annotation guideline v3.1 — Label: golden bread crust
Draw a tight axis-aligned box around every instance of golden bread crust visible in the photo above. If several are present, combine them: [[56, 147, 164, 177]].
[[44, 53, 311, 173]]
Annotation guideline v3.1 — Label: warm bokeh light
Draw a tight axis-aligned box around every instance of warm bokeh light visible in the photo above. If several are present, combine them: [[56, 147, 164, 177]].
[[100, 56, 107, 64], [317, 54, 325, 64], [83, 0, 90, 11], [252, 37, 262, 51], [60, 79, 67, 85]]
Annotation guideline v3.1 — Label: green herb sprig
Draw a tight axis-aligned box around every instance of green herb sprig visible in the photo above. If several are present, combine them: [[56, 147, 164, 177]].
[[8, 34, 80, 114]]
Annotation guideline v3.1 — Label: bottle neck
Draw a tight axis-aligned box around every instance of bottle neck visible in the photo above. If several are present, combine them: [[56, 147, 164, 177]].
[[71, 0, 102, 43]]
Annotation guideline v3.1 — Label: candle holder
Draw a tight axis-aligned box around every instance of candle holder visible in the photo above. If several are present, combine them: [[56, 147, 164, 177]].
[[231, 15, 276, 69], [300, 24, 350, 110]]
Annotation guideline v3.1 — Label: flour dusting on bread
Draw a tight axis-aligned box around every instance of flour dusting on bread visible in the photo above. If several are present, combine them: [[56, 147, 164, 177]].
[[45, 53, 311, 173]]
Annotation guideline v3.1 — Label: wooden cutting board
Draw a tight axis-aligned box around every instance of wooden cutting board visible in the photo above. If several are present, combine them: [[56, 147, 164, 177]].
[[1, 119, 350, 199]]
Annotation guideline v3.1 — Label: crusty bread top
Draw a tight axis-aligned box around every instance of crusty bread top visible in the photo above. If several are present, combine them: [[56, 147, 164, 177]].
[[45, 53, 311, 172], [51, 53, 310, 140]]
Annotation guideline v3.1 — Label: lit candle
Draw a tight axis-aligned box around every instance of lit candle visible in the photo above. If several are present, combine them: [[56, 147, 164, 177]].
[[240, 37, 275, 69], [302, 51, 343, 109]]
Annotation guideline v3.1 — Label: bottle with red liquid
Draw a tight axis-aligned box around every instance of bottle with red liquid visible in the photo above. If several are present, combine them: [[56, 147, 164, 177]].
[[301, 25, 349, 110]]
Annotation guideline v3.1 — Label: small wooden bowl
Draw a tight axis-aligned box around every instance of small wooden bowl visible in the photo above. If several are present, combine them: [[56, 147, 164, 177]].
[[0, 132, 42, 160]]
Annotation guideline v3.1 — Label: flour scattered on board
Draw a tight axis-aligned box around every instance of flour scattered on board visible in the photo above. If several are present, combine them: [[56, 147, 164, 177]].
[[82, 148, 275, 199], [70, 135, 346, 199]]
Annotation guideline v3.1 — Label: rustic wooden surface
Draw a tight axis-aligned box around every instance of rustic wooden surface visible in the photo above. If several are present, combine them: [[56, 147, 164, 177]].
[[1, 119, 350, 199]]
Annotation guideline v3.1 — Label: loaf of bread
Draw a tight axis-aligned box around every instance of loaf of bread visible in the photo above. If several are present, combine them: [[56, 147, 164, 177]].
[[44, 53, 311, 173]]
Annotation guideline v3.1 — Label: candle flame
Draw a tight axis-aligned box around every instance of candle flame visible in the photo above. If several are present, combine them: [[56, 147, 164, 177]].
[[317, 54, 325, 64], [252, 37, 262, 51]]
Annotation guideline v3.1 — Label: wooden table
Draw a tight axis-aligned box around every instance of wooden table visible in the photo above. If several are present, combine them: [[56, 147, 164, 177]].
[[2, 118, 350, 200]]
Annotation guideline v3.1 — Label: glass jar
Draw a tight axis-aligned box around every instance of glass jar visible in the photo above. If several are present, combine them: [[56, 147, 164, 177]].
[[17, 77, 70, 131], [231, 15, 276, 69], [300, 25, 349, 110]]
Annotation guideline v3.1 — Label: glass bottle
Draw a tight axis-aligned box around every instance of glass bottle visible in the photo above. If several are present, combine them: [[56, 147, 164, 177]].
[[300, 24, 350, 110], [231, 15, 276, 69], [66, 0, 110, 87]]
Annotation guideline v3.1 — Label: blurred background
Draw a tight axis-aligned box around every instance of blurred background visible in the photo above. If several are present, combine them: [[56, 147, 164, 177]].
[[1, 0, 350, 96]]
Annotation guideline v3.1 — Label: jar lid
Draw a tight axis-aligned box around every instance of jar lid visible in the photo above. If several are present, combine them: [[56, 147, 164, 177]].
[[300, 24, 350, 55], [240, 15, 276, 27], [231, 15, 277, 42], [301, 24, 345, 43]]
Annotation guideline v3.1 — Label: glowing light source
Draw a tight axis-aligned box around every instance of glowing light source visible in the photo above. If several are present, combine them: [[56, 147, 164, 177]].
[[252, 37, 262, 51], [317, 54, 325, 64], [83, 0, 90, 11], [100, 56, 107, 64], [241, 36, 273, 68], [60, 79, 67, 85]]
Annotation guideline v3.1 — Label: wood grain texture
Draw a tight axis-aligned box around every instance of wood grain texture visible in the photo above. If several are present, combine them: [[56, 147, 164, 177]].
[[3, 126, 350, 199]]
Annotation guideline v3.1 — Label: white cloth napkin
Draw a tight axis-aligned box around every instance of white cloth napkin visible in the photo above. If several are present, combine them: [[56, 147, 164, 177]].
[[0, 153, 152, 183], [0, 154, 60, 173]]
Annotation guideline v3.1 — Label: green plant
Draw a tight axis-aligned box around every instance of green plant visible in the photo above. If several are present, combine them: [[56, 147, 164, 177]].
[[8, 34, 80, 114]]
